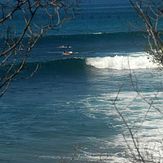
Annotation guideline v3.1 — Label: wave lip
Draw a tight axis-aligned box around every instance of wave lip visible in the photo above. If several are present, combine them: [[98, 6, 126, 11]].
[[86, 54, 159, 70]]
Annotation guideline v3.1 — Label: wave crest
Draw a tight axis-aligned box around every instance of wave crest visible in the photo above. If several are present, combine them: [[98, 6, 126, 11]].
[[86, 54, 158, 70]]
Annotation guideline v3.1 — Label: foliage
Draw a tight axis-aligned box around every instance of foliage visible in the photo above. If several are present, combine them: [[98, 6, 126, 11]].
[[129, 0, 163, 66], [0, 0, 77, 96]]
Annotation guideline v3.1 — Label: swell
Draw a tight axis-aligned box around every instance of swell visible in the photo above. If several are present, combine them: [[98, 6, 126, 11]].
[[29, 58, 87, 74], [0, 31, 146, 42], [43, 31, 147, 40], [26, 54, 159, 73]]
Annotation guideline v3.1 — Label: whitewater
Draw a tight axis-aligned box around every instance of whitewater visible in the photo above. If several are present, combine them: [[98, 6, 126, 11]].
[[86, 52, 159, 69]]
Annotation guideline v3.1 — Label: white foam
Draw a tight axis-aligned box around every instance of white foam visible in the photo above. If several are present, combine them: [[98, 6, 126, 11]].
[[80, 91, 163, 162], [86, 53, 159, 70]]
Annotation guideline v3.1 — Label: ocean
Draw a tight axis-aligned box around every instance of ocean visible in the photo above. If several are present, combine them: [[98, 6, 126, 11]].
[[0, 0, 163, 162]]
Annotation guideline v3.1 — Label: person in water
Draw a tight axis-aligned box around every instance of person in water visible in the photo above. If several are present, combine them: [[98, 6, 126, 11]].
[[63, 51, 73, 55], [58, 45, 72, 49]]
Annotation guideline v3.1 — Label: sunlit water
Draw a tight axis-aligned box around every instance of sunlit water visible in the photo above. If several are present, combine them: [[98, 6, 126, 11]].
[[0, 1, 163, 163]]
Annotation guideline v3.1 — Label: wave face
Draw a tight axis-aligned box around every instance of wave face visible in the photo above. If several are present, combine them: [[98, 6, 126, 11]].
[[27, 53, 160, 74], [85, 53, 158, 70]]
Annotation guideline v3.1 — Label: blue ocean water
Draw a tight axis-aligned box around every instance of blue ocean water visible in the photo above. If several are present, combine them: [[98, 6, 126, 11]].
[[1, 1, 163, 163]]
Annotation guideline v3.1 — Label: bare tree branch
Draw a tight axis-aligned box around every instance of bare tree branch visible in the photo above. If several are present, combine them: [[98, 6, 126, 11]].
[[0, 0, 78, 96]]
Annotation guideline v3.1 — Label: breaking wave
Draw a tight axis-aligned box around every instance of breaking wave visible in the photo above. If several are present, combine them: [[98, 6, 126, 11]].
[[25, 52, 160, 72], [86, 53, 159, 69]]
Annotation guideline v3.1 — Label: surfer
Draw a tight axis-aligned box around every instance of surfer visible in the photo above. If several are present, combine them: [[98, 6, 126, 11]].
[[63, 51, 73, 56], [62, 51, 79, 56], [58, 45, 72, 49]]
